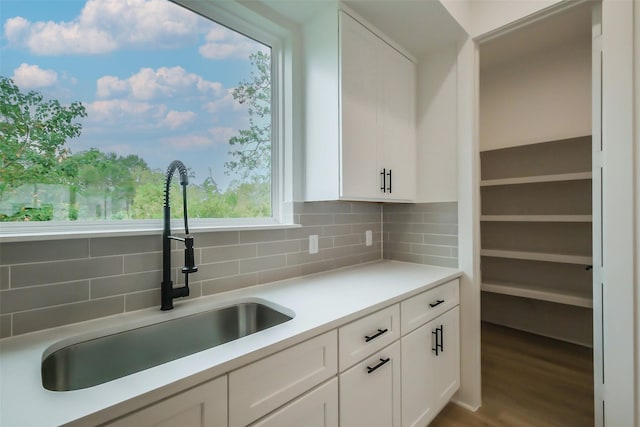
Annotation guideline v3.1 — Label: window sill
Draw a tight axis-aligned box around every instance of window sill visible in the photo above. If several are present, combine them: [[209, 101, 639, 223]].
[[0, 221, 301, 243]]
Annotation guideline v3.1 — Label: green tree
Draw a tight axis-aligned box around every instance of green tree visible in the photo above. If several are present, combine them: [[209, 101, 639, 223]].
[[131, 168, 166, 219], [225, 51, 271, 182], [0, 76, 87, 198], [69, 149, 149, 219]]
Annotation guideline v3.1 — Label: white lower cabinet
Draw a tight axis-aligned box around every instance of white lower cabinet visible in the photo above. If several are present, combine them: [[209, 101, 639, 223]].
[[250, 379, 338, 427], [402, 324, 436, 427], [401, 306, 460, 427], [340, 341, 401, 427], [104, 376, 227, 427], [431, 306, 460, 410], [229, 330, 338, 427]]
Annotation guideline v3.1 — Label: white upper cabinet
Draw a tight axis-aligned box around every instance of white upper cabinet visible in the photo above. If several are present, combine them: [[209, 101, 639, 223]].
[[304, 7, 416, 202]]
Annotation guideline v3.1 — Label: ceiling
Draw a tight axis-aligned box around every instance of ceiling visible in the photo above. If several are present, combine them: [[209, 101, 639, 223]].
[[480, 1, 593, 69], [254, 0, 467, 59], [343, 0, 466, 58], [248, 0, 592, 64]]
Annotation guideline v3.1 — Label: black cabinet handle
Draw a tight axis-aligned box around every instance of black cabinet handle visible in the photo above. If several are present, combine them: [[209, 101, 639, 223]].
[[365, 328, 389, 342], [432, 329, 439, 355], [429, 299, 445, 308], [432, 325, 444, 356], [386, 169, 392, 193], [366, 357, 390, 374], [380, 169, 386, 192]]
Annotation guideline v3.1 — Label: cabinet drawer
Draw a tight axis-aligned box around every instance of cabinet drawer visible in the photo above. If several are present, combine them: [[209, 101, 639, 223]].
[[401, 279, 459, 335], [339, 304, 400, 371], [105, 376, 227, 427], [339, 341, 401, 427], [250, 378, 338, 427], [229, 330, 338, 427]]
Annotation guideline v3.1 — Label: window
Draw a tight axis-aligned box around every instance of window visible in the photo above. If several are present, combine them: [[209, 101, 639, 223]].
[[0, 0, 290, 236]]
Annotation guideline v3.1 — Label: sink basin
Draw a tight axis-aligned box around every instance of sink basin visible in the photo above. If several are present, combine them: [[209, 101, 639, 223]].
[[42, 301, 293, 391]]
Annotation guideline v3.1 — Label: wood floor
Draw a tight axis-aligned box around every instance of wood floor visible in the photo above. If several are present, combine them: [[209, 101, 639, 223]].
[[431, 322, 594, 427]]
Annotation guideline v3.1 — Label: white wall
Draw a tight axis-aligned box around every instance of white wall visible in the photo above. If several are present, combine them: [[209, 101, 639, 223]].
[[416, 45, 458, 202], [601, 0, 637, 423], [455, 37, 483, 411], [636, 1, 640, 425], [479, 36, 591, 150]]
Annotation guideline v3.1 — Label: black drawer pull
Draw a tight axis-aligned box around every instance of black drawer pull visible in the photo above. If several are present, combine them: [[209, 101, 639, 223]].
[[366, 357, 390, 374], [364, 328, 388, 342], [429, 299, 445, 308], [380, 169, 386, 192]]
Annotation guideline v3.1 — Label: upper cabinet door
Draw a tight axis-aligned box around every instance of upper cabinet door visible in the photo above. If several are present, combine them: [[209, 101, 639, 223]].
[[340, 11, 416, 202], [378, 42, 416, 201], [340, 11, 380, 200], [304, 8, 416, 202]]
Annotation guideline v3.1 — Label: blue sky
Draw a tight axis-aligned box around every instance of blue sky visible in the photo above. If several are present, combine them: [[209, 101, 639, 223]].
[[1, 0, 269, 188]]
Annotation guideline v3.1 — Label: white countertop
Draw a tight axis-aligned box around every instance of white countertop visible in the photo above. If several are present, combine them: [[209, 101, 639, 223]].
[[0, 260, 461, 427]]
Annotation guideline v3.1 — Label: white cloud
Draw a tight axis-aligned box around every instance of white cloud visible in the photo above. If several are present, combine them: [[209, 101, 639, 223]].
[[205, 88, 244, 113], [160, 127, 236, 150], [162, 134, 214, 149], [163, 111, 197, 129], [3, 0, 202, 55], [97, 66, 223, 101], [199, 26, 269, 60], [3, 16, 29, 42], [96, 75, 128, 98], [11, 63, 58, 89], [87, 100, 198, 132], [209, 127, 236, 144], [86, 99, 166, 125]]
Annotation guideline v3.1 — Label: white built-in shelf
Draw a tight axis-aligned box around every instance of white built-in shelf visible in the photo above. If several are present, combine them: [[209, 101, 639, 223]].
[[480, 249, 592, 265], [481, 215, 592, 222], [481, 281, 593, 308], [480, 171, 592, 187]]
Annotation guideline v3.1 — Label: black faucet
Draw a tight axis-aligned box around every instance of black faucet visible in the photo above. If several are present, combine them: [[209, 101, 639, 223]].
[[161, 160, 198, 311]]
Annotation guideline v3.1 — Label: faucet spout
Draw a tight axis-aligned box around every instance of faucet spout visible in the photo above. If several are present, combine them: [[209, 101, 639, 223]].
[[161, 160, 198, 311]]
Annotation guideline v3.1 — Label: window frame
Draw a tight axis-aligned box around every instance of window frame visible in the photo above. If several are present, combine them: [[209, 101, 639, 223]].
[[0, 0, 296, 241]]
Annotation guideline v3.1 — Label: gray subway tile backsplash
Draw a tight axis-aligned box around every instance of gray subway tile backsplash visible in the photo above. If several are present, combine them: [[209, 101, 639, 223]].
[[12, 297, 125, 336], [383, 202, 458, 269], [0, 266, 9, 290], [0, 280, 90, 314], [239, 229, 288, 244], [0, 315, 11, 339], [195, 231, 239, 247], [91, 271, 161, 299], [90, 235, 161, 257], [0, 239, 89, 265], [123, 252, 162, 274], [124, 289, 159, 312], [239, 254, 287, 274], [256, 240, 300, 257], [0, 200, 456, 338], [11, 256, 123, 288], [201, 244, 257, 263], [201, 273, 258, 296]]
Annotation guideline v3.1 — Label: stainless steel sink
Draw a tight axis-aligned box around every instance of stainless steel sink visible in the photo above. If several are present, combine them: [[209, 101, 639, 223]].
[[42, 301, 293, 391]]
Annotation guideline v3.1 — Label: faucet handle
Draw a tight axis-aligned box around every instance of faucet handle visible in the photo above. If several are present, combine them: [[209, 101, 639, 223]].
[[182, 236, 198, 274]]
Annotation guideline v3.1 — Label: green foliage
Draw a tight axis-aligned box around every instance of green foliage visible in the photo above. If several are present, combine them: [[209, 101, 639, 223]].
[[225, 51, 271, 182], [66, 149, 149, 219], [131, 168, 166, 219], [0, 204, 53, 222], [0, 76, 87, 197]]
